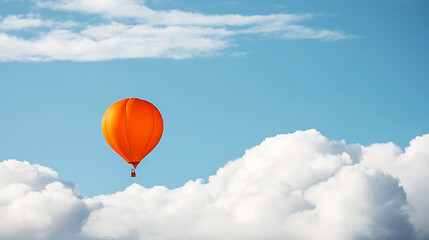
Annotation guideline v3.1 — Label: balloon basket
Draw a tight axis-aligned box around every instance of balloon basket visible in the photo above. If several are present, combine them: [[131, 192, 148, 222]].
[[131, 168, 136, 177]]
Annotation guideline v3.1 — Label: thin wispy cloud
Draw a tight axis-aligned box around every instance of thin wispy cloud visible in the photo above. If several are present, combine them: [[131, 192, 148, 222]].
[[0, 14, 77, 30], [0, 15, 43, 30], [0, 0, 350, 61], [1, 130, 428, 240]]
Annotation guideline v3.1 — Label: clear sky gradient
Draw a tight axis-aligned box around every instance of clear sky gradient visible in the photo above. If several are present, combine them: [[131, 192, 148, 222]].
[[1, 0, 428, 197]]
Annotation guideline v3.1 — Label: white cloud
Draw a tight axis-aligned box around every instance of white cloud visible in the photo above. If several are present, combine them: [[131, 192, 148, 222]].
[[0, 15, 43, 30], [37, 0, 156, 18], [1, 129, 426, 240], [285, 165, 415, 240], [0, 23, 231, 61], [36, 0, 310, 26], [0, 160, 89, 240], [0, 15, 77, 31], [361, 134, 429, 239], [0, 0, 349, 61]]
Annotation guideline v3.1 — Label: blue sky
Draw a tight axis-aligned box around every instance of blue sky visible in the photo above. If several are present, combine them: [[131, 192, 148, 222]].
[[1, 0, 428, 199]]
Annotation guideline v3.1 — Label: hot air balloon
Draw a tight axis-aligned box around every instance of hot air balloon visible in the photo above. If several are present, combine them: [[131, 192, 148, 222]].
[[102, 98, 163, 177]]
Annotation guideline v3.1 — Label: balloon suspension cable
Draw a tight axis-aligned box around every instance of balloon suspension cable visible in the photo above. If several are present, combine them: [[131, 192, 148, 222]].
[[131, 168, 136, 177]]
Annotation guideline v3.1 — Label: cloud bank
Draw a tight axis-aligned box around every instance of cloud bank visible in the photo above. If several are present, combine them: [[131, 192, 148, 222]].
[[1, 129, 428, 240], [0, 0, 348, 61]]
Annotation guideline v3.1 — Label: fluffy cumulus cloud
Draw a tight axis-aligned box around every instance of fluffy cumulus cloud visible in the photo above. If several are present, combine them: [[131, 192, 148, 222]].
[[361, 136, 429, 239], [0, 0, 348, 61], [0, 160, 89, 240], [1, 129, 428, 240]]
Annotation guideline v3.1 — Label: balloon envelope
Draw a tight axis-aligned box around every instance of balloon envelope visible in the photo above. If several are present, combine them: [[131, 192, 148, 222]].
[[102, 98, 163, 168]]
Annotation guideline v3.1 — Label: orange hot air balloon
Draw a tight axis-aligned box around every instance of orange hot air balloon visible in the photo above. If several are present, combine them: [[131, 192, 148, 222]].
[[102, 98, 163, 177]]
